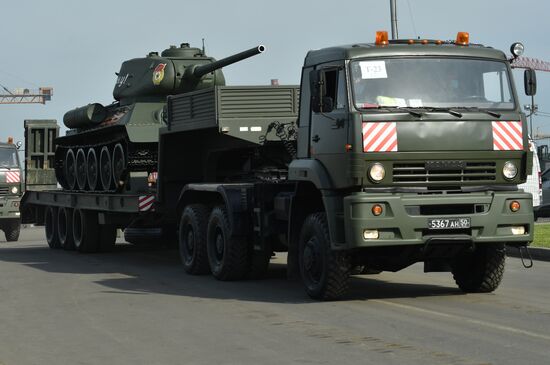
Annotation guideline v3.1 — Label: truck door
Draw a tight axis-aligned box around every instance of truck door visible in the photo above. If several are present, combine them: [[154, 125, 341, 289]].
[[310, 65, 349, 156]]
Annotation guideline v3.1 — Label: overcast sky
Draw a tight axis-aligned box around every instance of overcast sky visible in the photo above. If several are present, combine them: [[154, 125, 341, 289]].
[[1, 0, 549, 145]]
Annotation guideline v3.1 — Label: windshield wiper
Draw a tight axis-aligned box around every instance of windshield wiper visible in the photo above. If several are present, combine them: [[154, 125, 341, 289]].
[[454, 107, 501, 118], [376, 106, 423, 118], [424, 107, 463, 118]]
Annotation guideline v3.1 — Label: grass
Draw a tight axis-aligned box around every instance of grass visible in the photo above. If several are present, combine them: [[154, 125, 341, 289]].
[[533, 223, 550, 248]]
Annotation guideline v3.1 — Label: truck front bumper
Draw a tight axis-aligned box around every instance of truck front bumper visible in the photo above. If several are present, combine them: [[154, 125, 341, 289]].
[[343, 190, 533, 249], [0, 196, 21, 220]]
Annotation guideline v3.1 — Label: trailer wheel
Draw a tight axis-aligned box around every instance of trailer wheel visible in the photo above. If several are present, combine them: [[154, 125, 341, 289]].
[[99, 225, 117, 252], [57, 207, 75, 250], [45, 206, 61, 249], [87, 148, 99, 191], [451, 243, 506, 293], [179, 204, 211, 275], [206, 206, 248, 281], [72, 209, 100, 253], [76, 148, 87, 190], [299, 213, 350, 300], [4, 220, 21, 242], [64, 149, 77, 190], [99, 146, 112, 191]]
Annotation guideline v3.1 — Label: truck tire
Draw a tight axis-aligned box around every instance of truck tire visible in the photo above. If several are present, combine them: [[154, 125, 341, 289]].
[[179, 204, 211, 275], [45, 206, 61, 249], [99, 225, 117, 252], [4, 220, 21, 242], [57, 207, 75, 250], [451, 243, 506, 293], [72, 209, 100, 253], [206, 206, 248, 281], [299, 212, 350, 300]]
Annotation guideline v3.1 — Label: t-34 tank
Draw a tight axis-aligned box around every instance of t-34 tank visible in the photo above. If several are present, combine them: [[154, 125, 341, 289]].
[[55, 43, 265, 192]]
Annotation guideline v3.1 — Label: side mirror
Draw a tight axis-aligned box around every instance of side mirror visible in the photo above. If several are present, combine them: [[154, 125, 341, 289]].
[[309, 70, 322, 113], [524, 69, 537, 96]]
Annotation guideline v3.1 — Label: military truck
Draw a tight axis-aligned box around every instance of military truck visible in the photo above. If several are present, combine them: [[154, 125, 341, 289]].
[[0, 138, 23, 241], [22, 32, 535, 300]]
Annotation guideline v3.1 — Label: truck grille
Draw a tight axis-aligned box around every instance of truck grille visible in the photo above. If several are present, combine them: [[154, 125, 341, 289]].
[[0, 187, 9, 195], [393, 162, 496, 183]]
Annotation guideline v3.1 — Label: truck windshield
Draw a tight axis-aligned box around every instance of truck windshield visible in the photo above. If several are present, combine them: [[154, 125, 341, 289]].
[[351, 58, 515, 110], [0, 148, 19, 168]]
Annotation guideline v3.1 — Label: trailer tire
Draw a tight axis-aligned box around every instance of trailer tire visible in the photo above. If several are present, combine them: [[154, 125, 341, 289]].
[[451, 243, 506, 293], [179, 205, 210, 275], [99, 225, 117, 252], [4, 220, 21, 242], [57, 207, 75, 250], [299, 212, 350, 300], [73, 209, 100, 253], [206, 206, 248, 281], [45, 206, 61, 249]]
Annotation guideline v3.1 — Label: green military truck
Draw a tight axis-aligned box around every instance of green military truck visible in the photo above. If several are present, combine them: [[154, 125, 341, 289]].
[[0, 139, 23, 241], [23, 32, 535, 300]]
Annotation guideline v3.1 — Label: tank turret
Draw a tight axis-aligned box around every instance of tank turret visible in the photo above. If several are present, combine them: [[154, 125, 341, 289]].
[[55, 43, 264, 193]]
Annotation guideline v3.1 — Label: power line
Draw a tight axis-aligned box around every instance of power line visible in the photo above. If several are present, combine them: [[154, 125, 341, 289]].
[[406, 0, 418, 39]]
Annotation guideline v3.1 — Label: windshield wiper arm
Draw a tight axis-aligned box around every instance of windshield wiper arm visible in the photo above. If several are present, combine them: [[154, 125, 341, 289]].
[[377, 106, 423, 118], [425, 107, 463, 118], [455, 107, 501, 118]]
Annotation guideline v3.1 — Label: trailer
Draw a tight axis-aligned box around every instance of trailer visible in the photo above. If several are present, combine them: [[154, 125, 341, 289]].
[[22, 32, 536, 300]]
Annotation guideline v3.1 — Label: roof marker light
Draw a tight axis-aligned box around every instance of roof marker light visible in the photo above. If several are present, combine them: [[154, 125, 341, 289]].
[[456, 32, 470, 46], [375, 31, 389, 46]]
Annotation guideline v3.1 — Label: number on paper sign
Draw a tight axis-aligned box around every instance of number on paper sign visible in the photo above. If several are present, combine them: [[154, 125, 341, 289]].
[[360, 61, 388, 79]]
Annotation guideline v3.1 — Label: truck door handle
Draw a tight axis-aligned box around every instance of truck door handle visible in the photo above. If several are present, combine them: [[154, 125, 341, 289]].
[[312, 135, 320, 143]]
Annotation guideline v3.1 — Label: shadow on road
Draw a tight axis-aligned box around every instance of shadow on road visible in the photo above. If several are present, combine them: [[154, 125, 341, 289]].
[[0, 243, 461, 303]]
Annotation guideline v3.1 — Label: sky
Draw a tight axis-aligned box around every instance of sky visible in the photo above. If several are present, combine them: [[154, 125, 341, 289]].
[[1, 0, 549, 146]]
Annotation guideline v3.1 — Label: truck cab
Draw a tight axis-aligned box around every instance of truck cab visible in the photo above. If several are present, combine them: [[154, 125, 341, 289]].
[[0, 140, 22, 241]]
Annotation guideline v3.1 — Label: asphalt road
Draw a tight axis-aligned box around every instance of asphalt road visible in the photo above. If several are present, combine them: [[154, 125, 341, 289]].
[[0, 227, 549, 365]]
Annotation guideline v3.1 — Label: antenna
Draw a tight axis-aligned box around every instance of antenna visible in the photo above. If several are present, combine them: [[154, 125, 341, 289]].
[[202, 38, 206, 55], [390, 0, 398, 40]]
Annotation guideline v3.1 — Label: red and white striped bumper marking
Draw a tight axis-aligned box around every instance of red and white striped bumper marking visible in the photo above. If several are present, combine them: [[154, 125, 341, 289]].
[[492, 121, 523, 151], [5, 170, 20, 183], [362, 122, 398, 152], [138, 195, 155, 212]]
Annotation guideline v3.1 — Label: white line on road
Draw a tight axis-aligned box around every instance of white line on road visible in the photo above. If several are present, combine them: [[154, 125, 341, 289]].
[[373, 299, 550, 342]]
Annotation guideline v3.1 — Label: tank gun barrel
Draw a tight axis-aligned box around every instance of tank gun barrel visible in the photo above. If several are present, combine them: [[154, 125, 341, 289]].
[[193, 45, 265, 79]]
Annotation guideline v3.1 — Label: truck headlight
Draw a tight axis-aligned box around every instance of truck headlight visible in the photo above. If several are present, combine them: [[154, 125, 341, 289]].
[[368, 163, 385, 183], [10, 186, 18, 194], [510, 42, 524, 57], [502, 161, 518, 180]]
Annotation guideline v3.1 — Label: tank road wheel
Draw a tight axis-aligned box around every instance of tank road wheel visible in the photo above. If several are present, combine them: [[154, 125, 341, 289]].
[[179, 204, 211, 275], [112, 143, 126, 190], [451, 243, 506, 293], [4, 220, 21, 242], [99, 146, 113, 191], [76, 148, 87, 190], [57, 207, 75, 250], [64, 149, 77, 190], [206, 206, 248, 281], [87, 148, 99, 191], [299, 213, 351, 300], [72, 209, 100, 253], [45, 206, 61, 249]]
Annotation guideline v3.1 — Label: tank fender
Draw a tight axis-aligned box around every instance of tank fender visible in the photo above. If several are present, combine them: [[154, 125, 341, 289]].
[[177, 184, 253, 237], [288, 158, 334, 190]]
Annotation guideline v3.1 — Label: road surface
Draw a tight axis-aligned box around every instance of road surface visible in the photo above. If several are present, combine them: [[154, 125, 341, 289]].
[[0, 227, 548, 365]]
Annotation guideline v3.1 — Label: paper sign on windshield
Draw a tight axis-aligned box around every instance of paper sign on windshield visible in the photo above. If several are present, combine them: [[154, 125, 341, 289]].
[[360, 61, 387, 79]]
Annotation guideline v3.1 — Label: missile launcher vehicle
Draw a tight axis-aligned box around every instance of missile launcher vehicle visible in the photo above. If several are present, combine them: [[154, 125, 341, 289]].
[[55, 43, 265, 192]]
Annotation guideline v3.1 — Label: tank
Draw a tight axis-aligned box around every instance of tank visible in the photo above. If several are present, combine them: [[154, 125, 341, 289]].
[[55, 43, 265, 192]]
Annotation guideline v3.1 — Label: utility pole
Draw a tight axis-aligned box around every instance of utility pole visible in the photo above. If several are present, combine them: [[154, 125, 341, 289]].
[[390, 0, 398, 40]]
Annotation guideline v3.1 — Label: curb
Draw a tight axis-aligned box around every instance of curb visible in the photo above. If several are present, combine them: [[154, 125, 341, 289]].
[[506, 246, 550, 262]]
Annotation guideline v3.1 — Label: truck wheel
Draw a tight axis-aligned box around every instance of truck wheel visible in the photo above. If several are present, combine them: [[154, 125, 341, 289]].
[[72, 209, 100, 253], [299, 213, 350, 300], [57, 207, 75, 250], [206, 206, 248, 281], [4, 220, 21, 242], [451, 243, 506, 293], [45, 206, 61, 249], [179, 204, 210, 275], [99, 225, 117, 252]]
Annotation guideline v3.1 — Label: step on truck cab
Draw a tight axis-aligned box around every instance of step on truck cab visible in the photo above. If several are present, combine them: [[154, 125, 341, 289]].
[[164, 32, 535, 300]]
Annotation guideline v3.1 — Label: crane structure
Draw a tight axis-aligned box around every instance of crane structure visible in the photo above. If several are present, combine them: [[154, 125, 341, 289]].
[[0, 86, 53, 104], [511, 56, 550, 72]]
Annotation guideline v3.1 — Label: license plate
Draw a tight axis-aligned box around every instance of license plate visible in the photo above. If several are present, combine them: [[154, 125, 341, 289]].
[[428, 218, 471, 230]]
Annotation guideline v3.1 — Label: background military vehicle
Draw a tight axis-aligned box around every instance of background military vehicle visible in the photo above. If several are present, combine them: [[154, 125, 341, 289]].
[[55, 43, 265, 193], [0, 138, 22, 241]]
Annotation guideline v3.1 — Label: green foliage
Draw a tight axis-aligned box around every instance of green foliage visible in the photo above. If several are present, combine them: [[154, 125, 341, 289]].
[[533, 224, 550, 248]]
